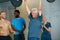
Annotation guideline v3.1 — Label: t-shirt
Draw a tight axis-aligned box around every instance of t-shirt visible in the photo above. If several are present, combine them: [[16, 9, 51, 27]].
[[28, 13, 43, 38], [11, 17, 26, 35]]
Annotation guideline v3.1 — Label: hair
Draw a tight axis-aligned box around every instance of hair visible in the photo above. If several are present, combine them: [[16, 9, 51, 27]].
[[0, 11, 6, 20], [0, 11, 6, 15], [31, 8, 38, 13], [14, 10, 20, 14]]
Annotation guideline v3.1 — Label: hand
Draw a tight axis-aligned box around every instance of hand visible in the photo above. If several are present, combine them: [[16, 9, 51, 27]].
[[20, 30, 24, 33], [41, 29, 43, 33], [13, 31, 16, 34], [42, 25, 44, 28], [18, 30, 24, 33], [42, 24, 45, 28]]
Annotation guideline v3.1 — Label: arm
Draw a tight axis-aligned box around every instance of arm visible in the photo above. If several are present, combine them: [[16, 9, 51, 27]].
[[43, 22, 51, 32], [11, 25, 22, 33], [22, 24, 26, 32], [21, 18, 26, 32], [38, 0, 42, 16], [24, 0, 30, 14], [11, 25, 16, 31], [44, 26, 51, 32], [40, 24, 44, 33], [8, 22, 15, 34], [11, 20, 22, 33], [40, 28, 43, 33], [14, 24, 26, 33]]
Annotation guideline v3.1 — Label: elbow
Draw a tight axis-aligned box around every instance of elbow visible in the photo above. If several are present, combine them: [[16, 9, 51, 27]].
[[10, 30, 14, 33], [47, 29, 51, 32]]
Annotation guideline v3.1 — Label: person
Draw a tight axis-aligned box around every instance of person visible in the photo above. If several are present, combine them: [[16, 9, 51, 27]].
[[24, 0, 44, 40], [11, 10, 26, 40], [0, 11, 14, 40], [41, 16, 52, 40]]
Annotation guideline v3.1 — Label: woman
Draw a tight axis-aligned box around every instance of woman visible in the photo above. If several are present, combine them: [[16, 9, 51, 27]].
[[41, 16, 52, 40]]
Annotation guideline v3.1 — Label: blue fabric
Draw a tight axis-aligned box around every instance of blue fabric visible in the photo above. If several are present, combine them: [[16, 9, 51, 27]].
[[14, 33, 25, 40], [42, 22, 52, 40], [42, 36, 51, 40], [28, 37, 40, 40], [28, 13, 43, 38], [11, 17, 26, 35], [0, 36, 12, 40]]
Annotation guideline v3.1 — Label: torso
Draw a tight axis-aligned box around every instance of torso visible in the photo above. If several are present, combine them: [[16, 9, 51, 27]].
[[28, 16, 42, 38], [12, 17, 25, 35], [42, 22, 51, 36], [0, 20, 10, 36]]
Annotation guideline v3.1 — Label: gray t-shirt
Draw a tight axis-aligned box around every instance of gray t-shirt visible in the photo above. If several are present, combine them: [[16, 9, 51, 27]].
[[28, 13, 43, 38]]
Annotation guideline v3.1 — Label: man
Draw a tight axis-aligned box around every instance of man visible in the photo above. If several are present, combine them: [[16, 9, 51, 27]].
[[0, 11, 14, 40], [11, 10, 26, 40], [24, 0, 44, 40]]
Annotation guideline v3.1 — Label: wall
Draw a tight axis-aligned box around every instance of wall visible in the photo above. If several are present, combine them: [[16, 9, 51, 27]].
[[16, 0, 60, 40], [0, 1, 14, 20], [42, 0, 60, 40], [0, 0, 60, 40]]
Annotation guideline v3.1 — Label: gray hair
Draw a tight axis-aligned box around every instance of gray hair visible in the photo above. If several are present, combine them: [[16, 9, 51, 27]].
[[31, 8, 38, 13]]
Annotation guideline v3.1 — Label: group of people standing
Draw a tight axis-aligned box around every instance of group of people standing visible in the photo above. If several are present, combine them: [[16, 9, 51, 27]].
[[0, 0, 52, 40]]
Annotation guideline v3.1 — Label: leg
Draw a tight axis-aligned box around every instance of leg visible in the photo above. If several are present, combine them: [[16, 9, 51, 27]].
[[6, 36, 12, 40], [47, 36, 52, 40], [41, 35, 47, 40], [0, 36, 3, 40], [14, 35, 19, 40], [19, 33, 25, 40]]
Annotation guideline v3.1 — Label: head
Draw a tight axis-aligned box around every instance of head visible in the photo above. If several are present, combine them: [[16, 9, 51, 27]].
[[42, 16, 47, 23], [0, 11, 6, 19], [14, 10, 20, 18], [31, 8, 39, 18]]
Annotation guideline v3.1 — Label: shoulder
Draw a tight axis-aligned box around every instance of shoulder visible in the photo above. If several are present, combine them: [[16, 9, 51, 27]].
[[47, 22, 51, 27], [11, 18, 16, 22], [20, 17, 25, 20], [20, 17, 24, 19], [6, 20, 11, 24], [47, 22, 51, 25]]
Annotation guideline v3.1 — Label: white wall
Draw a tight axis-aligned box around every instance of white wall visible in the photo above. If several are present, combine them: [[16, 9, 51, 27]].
[[0, 0, 60, 40], [0, 1, 14, 20], [42, 0, 60, 40]]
